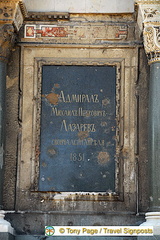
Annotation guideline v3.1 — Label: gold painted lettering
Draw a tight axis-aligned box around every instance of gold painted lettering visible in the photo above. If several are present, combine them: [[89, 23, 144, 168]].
[[51, 107, 106, 117], [65, 94, 71, 103], [60, 120, 96, 132], [94, 94, 99, 103], [60, 119, 68, 131], [59, 90, 66, 102], [58, 91, 100, 103], [52, 138, 104, 146]]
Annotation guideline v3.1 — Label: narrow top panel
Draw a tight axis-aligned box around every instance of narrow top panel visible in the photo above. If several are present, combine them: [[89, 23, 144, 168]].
[[23, 0, 134, 13]]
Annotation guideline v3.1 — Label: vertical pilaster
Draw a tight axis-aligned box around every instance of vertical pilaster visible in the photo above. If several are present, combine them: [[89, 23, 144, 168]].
[[0, 22, 16, 211], [0, 60, 6, 209], [136, 0, 160, 236], [0, 0, 25, 207], [148, 62, 160, 212], [0, 24, 14, 237], [0, 1, 25, 239], [143, 18, 160, 214]]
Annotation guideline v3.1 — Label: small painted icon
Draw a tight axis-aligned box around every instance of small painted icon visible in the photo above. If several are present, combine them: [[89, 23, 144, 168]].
[[45, 226, 55, 236]]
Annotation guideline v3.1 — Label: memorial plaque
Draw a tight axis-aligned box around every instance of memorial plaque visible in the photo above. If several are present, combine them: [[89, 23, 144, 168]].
[[39, 65, 116, 192]]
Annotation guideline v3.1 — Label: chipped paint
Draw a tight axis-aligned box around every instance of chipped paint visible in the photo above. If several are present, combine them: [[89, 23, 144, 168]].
[[97, 152, 110, 165], [54, 83, 60, 88], [45, 92, 59, 105], [78, 131, 89, 140], [100, 121, 107, 127], [47, 148, 57, 156], [42, 162, 47, 167], [35, 145, 40, 159], [47, 177, 52, 181], [102, 98, 110, 106]]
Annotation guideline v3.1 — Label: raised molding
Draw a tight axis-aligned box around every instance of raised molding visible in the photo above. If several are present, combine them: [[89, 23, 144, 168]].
[[31, 58, 124, 201]]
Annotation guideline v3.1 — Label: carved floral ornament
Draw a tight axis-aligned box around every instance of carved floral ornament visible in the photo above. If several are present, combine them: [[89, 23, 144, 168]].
[[143, 25, 160, 63], [143, 25, 160, 52], [0, 0, 24, 22], [135, 3, 160, 64], [0, 0, 25, 60], [135, 0, 160, 63], [143, 7, 160, 19]]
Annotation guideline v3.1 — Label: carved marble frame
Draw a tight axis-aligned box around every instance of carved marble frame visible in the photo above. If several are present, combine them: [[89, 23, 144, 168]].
[[31, 58, 124, 201], [16, 44, 138, 212]]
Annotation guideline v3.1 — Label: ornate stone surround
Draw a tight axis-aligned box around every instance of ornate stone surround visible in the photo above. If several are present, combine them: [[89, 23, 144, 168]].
[[0, 0, 25, 61]]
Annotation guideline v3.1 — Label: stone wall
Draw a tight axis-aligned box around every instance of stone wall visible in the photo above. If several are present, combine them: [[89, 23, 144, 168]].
[[2, 7, 149, 237], [23, 0, 134, 13]]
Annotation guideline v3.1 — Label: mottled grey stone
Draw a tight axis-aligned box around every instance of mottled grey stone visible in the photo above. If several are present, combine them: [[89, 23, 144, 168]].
[[0, 233, 15, 240]]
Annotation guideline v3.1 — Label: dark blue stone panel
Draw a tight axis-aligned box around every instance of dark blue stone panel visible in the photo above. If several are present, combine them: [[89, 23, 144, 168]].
[[39, 65, 116, 192]]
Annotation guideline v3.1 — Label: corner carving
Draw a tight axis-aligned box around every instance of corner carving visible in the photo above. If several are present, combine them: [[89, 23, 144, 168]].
[[0, 24, 16, 61], [136, 1, 160, 63], [143, 25, 160, 64], [0, 1, 26, 61]]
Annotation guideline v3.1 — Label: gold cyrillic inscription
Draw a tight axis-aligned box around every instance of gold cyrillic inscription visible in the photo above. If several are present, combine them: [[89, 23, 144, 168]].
[[59, 91, 99, 103], [52, 139, 105, 146], [60, 120, 96, 132], [51, 107, 106, 117]]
